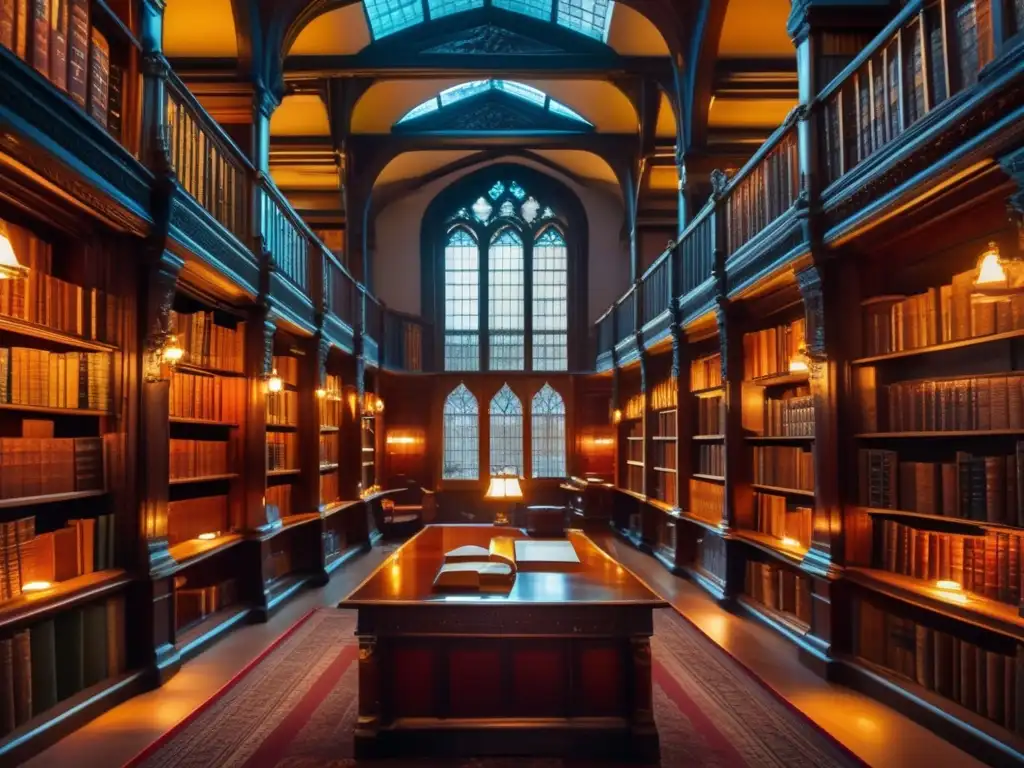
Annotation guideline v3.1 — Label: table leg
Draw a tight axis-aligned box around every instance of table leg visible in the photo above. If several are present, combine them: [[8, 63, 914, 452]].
[[356, 636, 380, 742], [630, 635, 659, 762]]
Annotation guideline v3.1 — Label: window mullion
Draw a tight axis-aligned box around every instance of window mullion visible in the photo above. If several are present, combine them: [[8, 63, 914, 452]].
[[479, 232, 489, 372], [525, 235, 534, 372]]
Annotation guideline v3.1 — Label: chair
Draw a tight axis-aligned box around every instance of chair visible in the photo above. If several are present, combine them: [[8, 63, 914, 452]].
[[380, 475, 436, 539]]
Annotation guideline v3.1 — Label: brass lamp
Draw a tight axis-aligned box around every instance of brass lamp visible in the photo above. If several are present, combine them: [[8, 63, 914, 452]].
[[972, 241, 1024, 302], [484, 471, 523, 526], [0, 220, 28, 280]]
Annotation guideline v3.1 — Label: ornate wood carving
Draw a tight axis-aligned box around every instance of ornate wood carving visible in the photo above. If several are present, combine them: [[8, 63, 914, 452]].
[[168, 193, 260, 294], [796, 263, 826, 362], [143, 252, 184, 383]]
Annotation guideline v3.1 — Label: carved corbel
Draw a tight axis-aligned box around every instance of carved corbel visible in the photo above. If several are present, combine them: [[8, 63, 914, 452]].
[[257, 312, 276, 379], [143, 251, 184, 383], [316, 334, 331, 390], [709, 169, 729, 201], [796, 263, 828, 377], [670, 322, 683, 381]]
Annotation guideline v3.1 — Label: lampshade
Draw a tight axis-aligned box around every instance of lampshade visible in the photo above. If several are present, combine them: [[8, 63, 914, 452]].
[[267, 369, 283, 393], [484, 475, 523, 500], [0, 220, 29, 280], [973, 241, 1024, 301]]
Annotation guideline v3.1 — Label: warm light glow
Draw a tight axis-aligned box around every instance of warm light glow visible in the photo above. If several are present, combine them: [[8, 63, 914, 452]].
[[484, 475, 524, 500], [0, 220, 28, 280], [612, 408, 622, 424], [788, 341, 809, 374], [386, 435, 418, 445], [936, 579, 962, 591], [162, 335, 185, 364], [315, 387, 327, 399], [267, 369, 283, 393], [196, 532, 218, 541], [975, 242, 1006, 286], [781, 536, 801, 547], [593, 437, 614, 446], [22, 581, 52, 592], [374, 396, 385, 413]]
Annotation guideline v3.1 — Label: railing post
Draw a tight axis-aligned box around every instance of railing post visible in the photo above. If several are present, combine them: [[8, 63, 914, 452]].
[[139, 0, 168, 169]]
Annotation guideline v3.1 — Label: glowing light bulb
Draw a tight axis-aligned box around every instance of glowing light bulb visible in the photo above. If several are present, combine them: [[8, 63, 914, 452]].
[[975, 244, 1006, 286], [0, 220, 28, 280], [22, 581, 52, 592], [315, 387, 327, 399], [196, 532, 217, 541], [781, 536, 801, 548], [162, 335, 185, 364], [267, 369, 283, 393]]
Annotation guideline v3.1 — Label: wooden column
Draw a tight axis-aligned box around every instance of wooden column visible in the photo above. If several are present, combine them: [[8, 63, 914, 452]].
[[671, 321, 690, 514], [295, 334, 324, 517], [243, 307, 274, 532]]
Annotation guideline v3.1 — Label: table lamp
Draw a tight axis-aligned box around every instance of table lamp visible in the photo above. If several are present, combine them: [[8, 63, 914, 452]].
[[484, 471, 523, 526]]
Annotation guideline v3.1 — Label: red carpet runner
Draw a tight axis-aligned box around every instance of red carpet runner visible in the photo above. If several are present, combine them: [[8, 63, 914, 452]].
[[127, 609, 861, 767]]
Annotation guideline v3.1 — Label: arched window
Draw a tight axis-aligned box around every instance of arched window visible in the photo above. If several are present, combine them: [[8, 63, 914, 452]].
[[489, 384, 523, 474], [440, 177, 569, 372], [531, 383, 566, 477], [443, 384, 478, 479], [443, 228, 479, 372]]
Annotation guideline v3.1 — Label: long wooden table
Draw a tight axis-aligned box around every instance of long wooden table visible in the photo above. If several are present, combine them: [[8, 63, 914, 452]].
[[340, 525, 666, 762]]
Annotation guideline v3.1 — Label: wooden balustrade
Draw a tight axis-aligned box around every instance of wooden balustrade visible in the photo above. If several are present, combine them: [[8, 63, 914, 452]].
[[615, 287, 637, 343], [383, 310, 430, 372], [363, 291, 383, 340], [641, 251, 671, 328], [324, 250, 358, 331], [596, 310, 615, 359], [165, 73, 251, 243], [260, 177, 309, 294], [679, 200, 715, 296], [819, 0, 997, 187]]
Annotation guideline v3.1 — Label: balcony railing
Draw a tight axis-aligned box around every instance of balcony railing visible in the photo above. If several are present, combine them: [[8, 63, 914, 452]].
[[679, 200, 715, 296], [260, 176, 310, 295], [165, 72, 251, 244], [323, 248, 358, 332], [383, 310, 432, 372], [641, 251, 671, 328]]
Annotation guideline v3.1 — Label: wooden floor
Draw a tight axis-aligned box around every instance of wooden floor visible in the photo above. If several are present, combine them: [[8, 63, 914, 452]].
[[24, 533, 981, 768]]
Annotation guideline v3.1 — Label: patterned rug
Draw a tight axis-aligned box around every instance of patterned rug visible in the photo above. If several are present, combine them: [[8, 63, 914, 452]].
[[126, 609, 861, 768]]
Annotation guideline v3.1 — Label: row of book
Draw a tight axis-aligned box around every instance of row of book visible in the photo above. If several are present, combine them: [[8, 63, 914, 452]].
[[169, 439, 229, 481], [623, 422, 642, 463], [167, 495, 228, 546], [690, 354, 722, 392], [0, 595, 126, 738], [649, 470, 676, 509], [753, 445, 814, 492], [266, 432, 296, 472], [169, 311, 245, 374], [745, 560, 813, 626], [320, 472, 339, 507], [657, 517, 677, 553], [169, 372, 243, 424], [267, 390, 297, 427], [743, 318, 806, 380], [654, 410, 676, 438], [271, 356, 300, 388], [855, 597, 1019, 732], [875, 521, 1023, 607], [650, 441, 676, 472], [760, 389, 814, 437], [621, 464, 642, 496], [266, 484, 293, 521], [0, 0, 124, 139], [882, 374, 1024, 434], [696, 533, 727, 582], [0, 226, 118, 342], [0, 433, 102, 499], [753, 492, 812, 549], [319, 434, 338, 464], [4, 514, 114, 601], [697, 444, 724, 477], [648, 378, 677, 411], [689, 478, 723, 525], [622, 393, 644, 421], [1, 348, 110, 412], [696, 394, 724, 436], [174, 576, 238, 633], [858, 446, 1024, 527]]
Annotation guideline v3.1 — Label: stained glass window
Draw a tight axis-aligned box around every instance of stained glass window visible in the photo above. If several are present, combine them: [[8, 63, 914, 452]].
[[364, 0, 424, 39], [532, 228, 568, 371], [556, 0, 614, 41], [443, 384, 479, 479], [499, 200, 516, 218], [493, 0, 553, 21], [444, 228, 480, 371], [397, 98, 440, 123], [532, 384, 566, 477], [489, 384, 523, 474], [472, 197, 493, 223], [488, 228, 525, 370], [488, 181, 506, 200], [427, 0, 484, 20], [441, 80, 490, 106], [509, 181, 527, 200]]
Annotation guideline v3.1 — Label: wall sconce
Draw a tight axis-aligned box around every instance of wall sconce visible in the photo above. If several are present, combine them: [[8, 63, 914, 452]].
[[161, 334, 185, 365], [788, 341, 809, 374], [316, 387, 327, 399], [0, 220, 28, 280], [612, 408, 622, 425], [374, 396, 385, 413], [972, 241, 1024, 301], [266, 368, 283, 393]]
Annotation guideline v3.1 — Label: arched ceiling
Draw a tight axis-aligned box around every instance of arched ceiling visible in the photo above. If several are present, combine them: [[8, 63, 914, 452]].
[[164, 0, 238, 57], [270, 94, 332, 136], [718, 0, 793, 58], [352, 78, 637, 133]]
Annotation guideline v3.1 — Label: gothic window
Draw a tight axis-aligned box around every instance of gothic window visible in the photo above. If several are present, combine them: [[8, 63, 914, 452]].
[[443, 228, 480, 372], [532, 227, 568, 371], [443, 384, 479, 479], [531, 384, 566, 477], [488, 229, 525, 371], [489, 384, 523, 474]]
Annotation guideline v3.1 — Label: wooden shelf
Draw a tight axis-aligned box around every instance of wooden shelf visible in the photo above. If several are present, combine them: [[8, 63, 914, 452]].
[[168, 474, 237, 486], [646, 497, 676, 513], [174, 362, 246, 379], [625, 436, 644, 441], [736, 593, 812, 638], [691, 385, 725, 397], [653, 466, 677, 473], [733, 529, 808, 566], [169, 417, 238, 428], [322, 499, 364, 518], [0, 569, 129, 631], [0, 314, 118, 352], [691, 473, 724, 482], [267, 468, 300, 478], [845, 567, 1024, 641], [260, 512, 320, 540], [856, 430, 1024, 438], [678, 510, 725, 534], [745, 434, 815, 443], [625, 460, 644, 467], [851, 328, 1024, 366], [751, 483, 815, 498], [0, 489, 107, 510], [320, 425, 340, 433], [692, 434, 725, 441], [860, 506, 998, 533], [266, 423, 298, 431], [749, 371, 809, 387], [92, 0, 143, 49], [0, 402, 110, 417], [652, 436, 677, 441], [319, 462, 339, 473], [168, 534, 244, 570]]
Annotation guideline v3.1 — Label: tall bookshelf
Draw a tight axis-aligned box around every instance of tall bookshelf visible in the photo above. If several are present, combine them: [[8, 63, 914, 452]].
[[0, 221, 133, 752]]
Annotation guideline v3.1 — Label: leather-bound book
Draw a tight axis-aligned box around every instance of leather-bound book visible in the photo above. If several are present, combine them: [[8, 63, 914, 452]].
[[48, 0, 67, 90], [0, 638, 14, 736], [66, 0, 87, 107], [53, 607, 83, 700], [52, 524, 77, 581], [988, 652, 1006, 723], [960, 639, 977, 711], [106, 61, 122, 140], [81, 601, 107, 687], [0, 0, 14, 50], [14, 0, 27, 59], [27, 0, 47, 77]]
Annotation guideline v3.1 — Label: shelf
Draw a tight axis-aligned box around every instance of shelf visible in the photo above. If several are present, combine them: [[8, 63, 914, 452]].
[[0, 489, 107, 510], [736, 593, 812, 638], [322, 499, 364, 518], [733, 529, 808, 566], [745, 434, 815, 443], [93, 0, 143, 49], [653, 466, 677, 473], [625, 436, 644, 441], [856, 430, 1024, 438], [174, 362, 246, 379], [0, 314, 118, 352], [646, 497, 677, 513], [0, 569, 129, 632], [625, 460, 644, 467], [319, 462, 339, 473], [749, 371, 809, 387], [678, 510, 725, 534], [170, 417, 238, 428], [268, 468, 301, 478], [361, 461, 376, 467], [266, 423, 298, 432], [691, 385, 725, 397], [0, 402, 110, 417], [325, 542, 367, 575], [692, 434, 725, 441], [845, 567, 1024, 641], [751, 483, 815, 498], [260, 512, 320, 541], [851, 328, 1024, 366], [652, 436, 677, 442], [859, 506, 999, 533], [691, 473, 725, 483], [168, 534, 244, 570], [168, 474, 237, 486], [320, 426, 340, 433]]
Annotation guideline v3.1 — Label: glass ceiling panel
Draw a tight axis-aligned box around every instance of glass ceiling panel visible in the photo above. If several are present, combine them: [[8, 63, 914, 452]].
[[494, 80, 546, 106], [396, 79, 591, 127], [364, 0, 424, 38], [555, 0, 614, 41], [397, 98, 441, 123], [428, 0, 485, 19], [492, 0, 553, 21], [441, 80, 491, 106], [549, 98, 591, 124]]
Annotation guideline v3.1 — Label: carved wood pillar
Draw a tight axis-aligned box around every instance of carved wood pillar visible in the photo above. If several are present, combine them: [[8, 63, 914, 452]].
[[718, 297, 748, 536], [252, 87, 278, 176], [296, 334, 325, 518], [139, 0, 167, 169], [671, 321, 690, 513], [243, 306, 274, 531]]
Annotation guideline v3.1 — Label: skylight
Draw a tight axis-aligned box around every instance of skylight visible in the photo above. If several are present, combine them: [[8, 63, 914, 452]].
[[364, 0, 614, 41], [396, 80, 593, 127]]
